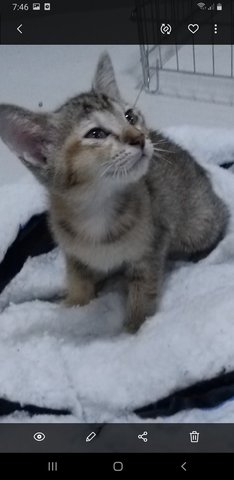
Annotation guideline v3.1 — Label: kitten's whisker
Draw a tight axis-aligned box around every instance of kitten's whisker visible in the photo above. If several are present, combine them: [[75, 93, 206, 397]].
[[153, 147, 175, 154], [153, 148, 174, 165], [101, 154, 142, 179], [152, 138, 167, 146], [100, 162, 115, 177], [153, 150, 173, 166], [113, 164, 119, 179]]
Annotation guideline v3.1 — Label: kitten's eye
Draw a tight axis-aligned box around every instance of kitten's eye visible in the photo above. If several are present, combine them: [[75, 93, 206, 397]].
[[84, 128, 109, 139], [125, 109, 138, 126]]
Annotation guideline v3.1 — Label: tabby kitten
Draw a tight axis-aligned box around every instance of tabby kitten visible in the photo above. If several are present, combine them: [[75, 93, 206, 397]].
[[0, 52, 229, 332]]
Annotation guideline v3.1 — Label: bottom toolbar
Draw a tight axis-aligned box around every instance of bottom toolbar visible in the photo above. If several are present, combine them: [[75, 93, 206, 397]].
[[0, 424, 234, 453]]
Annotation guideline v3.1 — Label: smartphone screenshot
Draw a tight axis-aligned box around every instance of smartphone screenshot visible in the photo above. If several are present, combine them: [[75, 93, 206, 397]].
[[0, 0, 234, 473]]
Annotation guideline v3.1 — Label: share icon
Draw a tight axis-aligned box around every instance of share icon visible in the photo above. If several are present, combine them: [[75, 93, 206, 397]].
[[138, 431, 148, 442]]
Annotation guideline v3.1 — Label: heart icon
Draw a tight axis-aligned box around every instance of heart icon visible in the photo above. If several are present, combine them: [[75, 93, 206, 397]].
[[188, 24, 199, 34]]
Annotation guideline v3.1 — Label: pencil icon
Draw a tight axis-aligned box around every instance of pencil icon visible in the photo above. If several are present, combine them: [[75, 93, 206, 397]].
[[86, 431, 96, 442]]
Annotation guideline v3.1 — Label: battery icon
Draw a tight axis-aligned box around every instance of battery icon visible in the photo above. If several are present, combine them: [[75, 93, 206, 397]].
[[217, 3, 222, 10]]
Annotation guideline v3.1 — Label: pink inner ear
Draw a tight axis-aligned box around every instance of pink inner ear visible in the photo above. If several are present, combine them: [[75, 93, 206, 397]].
[[8, 122, 47, 164]]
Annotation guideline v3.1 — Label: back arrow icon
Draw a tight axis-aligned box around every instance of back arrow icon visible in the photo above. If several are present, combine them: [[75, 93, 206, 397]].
[[181, 462, 187, 471], [17, 24, 23, 34]]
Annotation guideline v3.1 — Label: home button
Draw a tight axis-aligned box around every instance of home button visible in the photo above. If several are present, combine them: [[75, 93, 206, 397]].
[[113, 461, 124, 472]]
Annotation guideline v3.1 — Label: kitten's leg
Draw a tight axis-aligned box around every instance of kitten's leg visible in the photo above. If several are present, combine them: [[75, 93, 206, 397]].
[[65, 256, 96, 307], [125, 243, 169, 333]]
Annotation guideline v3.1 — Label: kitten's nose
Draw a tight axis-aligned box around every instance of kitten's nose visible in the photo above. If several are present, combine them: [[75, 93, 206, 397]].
[[122, 128, 145, 149]]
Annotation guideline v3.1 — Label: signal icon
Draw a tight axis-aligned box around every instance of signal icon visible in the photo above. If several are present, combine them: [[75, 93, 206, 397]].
[[197, 2, 206, 9]]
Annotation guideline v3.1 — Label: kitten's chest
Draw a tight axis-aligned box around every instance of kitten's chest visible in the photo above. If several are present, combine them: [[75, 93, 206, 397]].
[[71, 228, 151, 272], [55, 214, 152, 272], [80, 208, 113, 239], [51, 190, 152, 272]]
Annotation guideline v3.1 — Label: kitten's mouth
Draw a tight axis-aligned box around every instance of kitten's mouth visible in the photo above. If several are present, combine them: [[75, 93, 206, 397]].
[[104, 152, 149, 179], [128, 152, 147, 171]]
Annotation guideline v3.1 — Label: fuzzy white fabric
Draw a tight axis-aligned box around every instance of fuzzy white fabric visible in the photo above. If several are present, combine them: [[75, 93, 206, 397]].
[[1, 127, 234, 423]]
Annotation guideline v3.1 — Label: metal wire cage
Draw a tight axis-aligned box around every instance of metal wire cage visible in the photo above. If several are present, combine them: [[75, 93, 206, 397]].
[[135, 0, 234, 104]]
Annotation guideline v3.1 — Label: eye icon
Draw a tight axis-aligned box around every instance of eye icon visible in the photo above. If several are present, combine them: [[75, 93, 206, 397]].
[[33, 432, 46, 442]]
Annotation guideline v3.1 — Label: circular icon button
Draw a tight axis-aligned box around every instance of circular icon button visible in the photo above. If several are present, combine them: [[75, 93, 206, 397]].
[[33, 432, 46, 442]]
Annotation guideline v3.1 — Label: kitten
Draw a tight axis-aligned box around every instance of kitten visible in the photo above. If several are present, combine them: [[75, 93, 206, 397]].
[[0, 52, 229, 332]]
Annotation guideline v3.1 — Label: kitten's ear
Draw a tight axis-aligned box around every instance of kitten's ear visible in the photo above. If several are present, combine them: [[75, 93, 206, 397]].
[[92, 52, 122, 101], [0, 104, 56, 185]]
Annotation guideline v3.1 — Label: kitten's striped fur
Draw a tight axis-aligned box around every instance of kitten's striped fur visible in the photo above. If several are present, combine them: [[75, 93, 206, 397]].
[[0, 52, 229, 332]]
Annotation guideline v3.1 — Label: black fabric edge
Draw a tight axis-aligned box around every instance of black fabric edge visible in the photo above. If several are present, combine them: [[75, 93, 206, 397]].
[[134, 370, 234, 419], [220, 161, 234, 169], [0, 212, 56, 294], [0, 398, 70, 418]]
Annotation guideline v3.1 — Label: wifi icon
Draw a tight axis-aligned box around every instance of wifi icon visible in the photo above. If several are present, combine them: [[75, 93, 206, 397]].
[[197, 2, 206, 8]]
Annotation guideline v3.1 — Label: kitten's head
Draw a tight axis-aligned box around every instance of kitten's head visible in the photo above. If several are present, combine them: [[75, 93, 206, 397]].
[[0, 52, 153, 192]]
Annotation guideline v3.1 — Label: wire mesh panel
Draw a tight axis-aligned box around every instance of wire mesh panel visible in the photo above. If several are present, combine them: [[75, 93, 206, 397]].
[[135, 0, 234, 104]]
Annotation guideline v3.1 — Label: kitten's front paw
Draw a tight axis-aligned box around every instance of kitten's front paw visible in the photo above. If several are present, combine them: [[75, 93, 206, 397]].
[[64, 287, 95, 307], [124, 317, 144, 334], [65, 278, 96, 307], [64, 295, 92, 307]]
